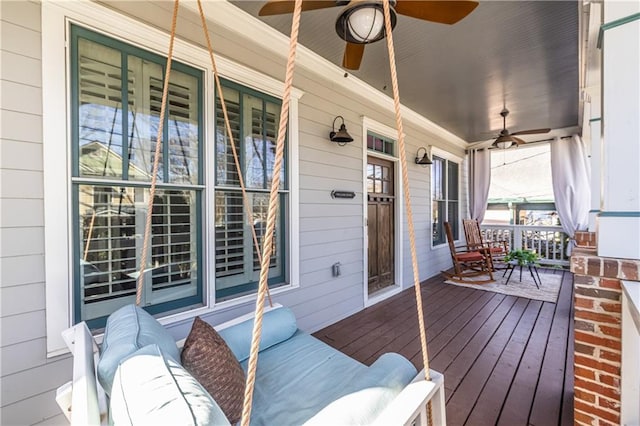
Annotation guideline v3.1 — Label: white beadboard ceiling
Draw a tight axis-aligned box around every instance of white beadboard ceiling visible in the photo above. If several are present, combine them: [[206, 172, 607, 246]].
[[230, 1, 580, 143]]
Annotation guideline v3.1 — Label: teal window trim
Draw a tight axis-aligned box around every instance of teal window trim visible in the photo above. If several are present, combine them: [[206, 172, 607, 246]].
[[367, 130, 395, 156], [589, 117, 601, 123], [79, 187, 204, 330], [597, 12, 640, 48], [70, 25, 205, 328], [599, 211, 640, 218], [214, 77, 289, 188], [432, 155, 459, 246], [215, 192, 287, 301], [121, 52, 129, 180], [214, 78, 289, 299], [71, 187, 82, 327], [70, 25, 203, 184]]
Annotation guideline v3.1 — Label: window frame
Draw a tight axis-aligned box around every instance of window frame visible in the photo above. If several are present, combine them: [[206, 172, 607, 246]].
[[69, 25, 206, 329], [42, 2, 302, 356], [361, 117, 404, 308], [367, 130, 395, 156], [213, 77, 289, 300], [430, 148, 462, 248]]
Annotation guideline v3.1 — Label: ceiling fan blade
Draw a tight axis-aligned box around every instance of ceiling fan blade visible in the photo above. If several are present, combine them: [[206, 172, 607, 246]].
[[259, 0, 338, 16], [512, 136, 526, 146], [511, 128, 551, 136], [394, 1, 479, 25], [342, 42, 365, 70]]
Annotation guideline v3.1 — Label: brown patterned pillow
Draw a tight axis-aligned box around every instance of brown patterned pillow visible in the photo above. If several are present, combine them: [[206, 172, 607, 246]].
[[181, 317, 245, 424]]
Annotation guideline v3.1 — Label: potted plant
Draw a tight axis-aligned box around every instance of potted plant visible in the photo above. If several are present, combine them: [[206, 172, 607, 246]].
[[504, 249, 539, 266]]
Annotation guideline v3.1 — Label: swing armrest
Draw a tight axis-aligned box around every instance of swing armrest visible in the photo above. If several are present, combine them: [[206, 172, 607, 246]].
[[56, 322, 108, 426], [372, 369, 446, 426]]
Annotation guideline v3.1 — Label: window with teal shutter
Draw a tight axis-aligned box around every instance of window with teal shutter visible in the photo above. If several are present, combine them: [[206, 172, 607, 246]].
[[432, 156, 459, 245], [70, 25, 204, 328], [214, 79, 288, 300]]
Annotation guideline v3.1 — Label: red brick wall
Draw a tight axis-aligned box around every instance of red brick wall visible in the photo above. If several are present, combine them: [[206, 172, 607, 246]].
[[571, 239, 640, 425]]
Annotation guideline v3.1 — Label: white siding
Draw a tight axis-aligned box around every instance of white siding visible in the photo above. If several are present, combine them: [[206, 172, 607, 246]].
[[0, 1, 469, 424], [0, 2, 59, 424], [0, 254, 45, 288], [0, 139, 44, 171]]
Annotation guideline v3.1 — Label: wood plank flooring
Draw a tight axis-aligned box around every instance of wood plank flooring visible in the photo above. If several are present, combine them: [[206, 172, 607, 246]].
[[313, 268, 574, 426]]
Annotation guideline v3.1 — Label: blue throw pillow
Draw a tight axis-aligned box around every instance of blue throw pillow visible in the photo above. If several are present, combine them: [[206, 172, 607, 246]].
[[98, 304, 180, 395], [217, 307, 297, 363], [110, 344, 231, 426]]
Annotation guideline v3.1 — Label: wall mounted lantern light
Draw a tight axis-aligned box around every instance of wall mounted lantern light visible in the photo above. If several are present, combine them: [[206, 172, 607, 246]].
[[415, 146, 433, 165], [329, 116, 354, 146]]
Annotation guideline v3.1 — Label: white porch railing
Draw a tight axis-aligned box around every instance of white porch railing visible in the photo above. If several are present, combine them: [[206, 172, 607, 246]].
[[481, 225, 570, 267]]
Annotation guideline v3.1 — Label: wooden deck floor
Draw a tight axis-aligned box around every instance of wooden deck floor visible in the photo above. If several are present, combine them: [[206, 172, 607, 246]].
[[313, 269, 574, 426]]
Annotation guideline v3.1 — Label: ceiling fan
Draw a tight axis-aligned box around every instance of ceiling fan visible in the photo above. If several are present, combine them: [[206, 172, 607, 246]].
[[491, 108, 550, 149], [258, 0, 479, 70]]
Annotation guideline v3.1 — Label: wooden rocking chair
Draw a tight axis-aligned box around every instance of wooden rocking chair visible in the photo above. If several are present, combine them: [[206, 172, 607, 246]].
[[442, 221, 495, 284], [462, 219, 509, 270]]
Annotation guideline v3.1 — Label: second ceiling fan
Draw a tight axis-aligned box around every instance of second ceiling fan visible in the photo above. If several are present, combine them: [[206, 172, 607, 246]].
[[259, 0, 479, 70], [491, 108, 550, 149]]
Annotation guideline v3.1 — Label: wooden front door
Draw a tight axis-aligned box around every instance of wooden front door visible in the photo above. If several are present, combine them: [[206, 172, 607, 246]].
[[367, 156, 395, 295]]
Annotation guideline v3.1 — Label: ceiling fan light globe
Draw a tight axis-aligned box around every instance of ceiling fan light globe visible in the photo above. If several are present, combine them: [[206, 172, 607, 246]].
[[336, 4, 395, 44], [348, 7, 384, 42], [495, 140, 513, 149]]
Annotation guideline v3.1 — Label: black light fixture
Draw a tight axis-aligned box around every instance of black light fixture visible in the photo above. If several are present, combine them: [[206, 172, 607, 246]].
[[329, 116, 354, 146], [415, 146, 432, 165], [335, 1, 397, 44]]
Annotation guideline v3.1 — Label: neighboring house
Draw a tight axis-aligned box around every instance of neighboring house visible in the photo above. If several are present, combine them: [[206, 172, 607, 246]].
[[1, 2, 467, 423]]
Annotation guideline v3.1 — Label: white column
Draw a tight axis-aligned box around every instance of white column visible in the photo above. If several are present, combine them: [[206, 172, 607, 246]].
[[584, 2, 603, 231], [588, 116, 601, 231], [597, 1, 640, 260]]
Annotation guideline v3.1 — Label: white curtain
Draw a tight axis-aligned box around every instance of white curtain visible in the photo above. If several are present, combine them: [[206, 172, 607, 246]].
[[550, 134, 591, 254], [468, 149, 491, 223]]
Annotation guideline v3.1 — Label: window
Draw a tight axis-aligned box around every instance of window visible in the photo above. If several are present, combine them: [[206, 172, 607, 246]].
[[71, 26, 203, 328], [367, 131, 394, 155], [44, 3, 300, 354], [432, 155, 459, 245], [214, 79, 288, 300]]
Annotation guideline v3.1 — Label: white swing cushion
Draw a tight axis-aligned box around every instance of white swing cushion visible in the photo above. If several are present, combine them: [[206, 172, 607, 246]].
[[98, 304, 180, 395], [110, 344, 230, 426]]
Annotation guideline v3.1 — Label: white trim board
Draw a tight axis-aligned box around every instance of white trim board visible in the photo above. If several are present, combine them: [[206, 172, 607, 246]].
[[361, 116, 405, 307]]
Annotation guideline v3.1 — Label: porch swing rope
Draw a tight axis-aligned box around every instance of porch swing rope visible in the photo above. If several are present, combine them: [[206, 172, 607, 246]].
[[196, 0, 273, 307], [136, 0, 180, 306], [137, 1, 432, 424], [135, 0, 273, 307], [239, 0, 303, 424], [381, 0, 434, 423]]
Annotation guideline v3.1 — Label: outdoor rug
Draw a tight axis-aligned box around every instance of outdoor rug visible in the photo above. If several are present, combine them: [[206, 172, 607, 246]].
[[444, 268, 564, 303]]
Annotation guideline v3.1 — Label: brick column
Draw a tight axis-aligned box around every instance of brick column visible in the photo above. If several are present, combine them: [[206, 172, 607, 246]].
[[571, 234, 640, 425]]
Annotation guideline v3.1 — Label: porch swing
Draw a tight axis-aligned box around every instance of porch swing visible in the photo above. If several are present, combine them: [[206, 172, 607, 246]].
[[56, 1, 447, 424]]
